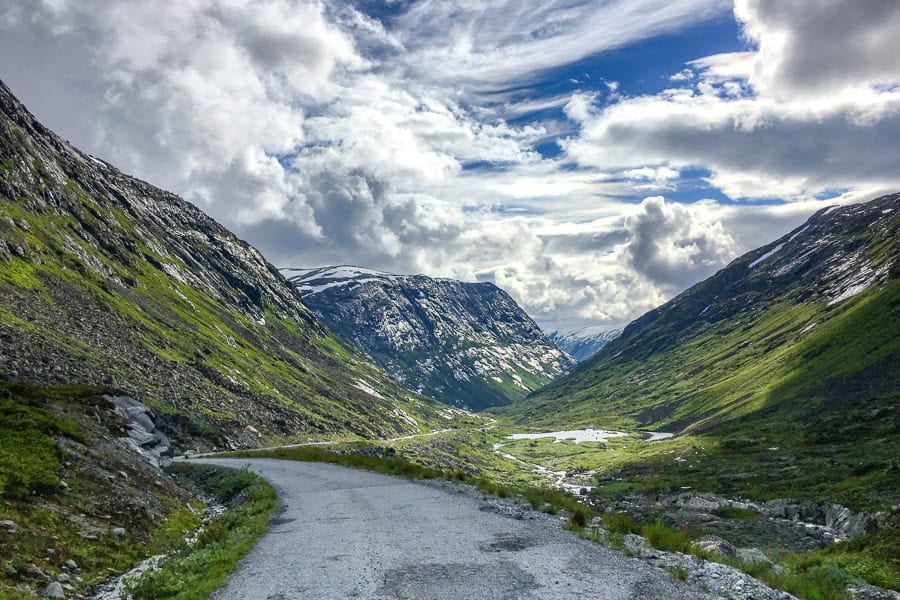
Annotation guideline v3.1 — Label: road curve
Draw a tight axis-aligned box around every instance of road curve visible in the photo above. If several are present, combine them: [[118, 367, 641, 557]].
[[188, 458, 715, 600]]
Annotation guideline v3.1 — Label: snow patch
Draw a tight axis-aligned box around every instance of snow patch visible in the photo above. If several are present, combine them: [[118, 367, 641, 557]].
[[352, 379, 384, 399], [749, 243, 784, 269]]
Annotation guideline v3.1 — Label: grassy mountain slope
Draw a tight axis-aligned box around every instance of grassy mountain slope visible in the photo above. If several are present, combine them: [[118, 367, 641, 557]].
[[496, 195, 899, 513], [0, 79, 458, 450], [505, 194, 899, 435]]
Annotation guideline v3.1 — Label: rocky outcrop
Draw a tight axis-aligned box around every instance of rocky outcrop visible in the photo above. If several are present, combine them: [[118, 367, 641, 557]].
[[758, 498, 896, 540], [604, 526, 793, 599], [107, 395, 173, 469], [592, 490, 898, 556]]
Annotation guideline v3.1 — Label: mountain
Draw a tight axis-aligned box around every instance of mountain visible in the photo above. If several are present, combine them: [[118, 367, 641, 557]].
[[0, 79, 457, 451], [546, 326, 622, 362], [285, 266, 575, 410], [506, 194, 899, 433]]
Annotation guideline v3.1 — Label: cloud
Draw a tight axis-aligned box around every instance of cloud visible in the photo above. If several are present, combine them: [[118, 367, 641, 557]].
[[392, 0, 730, 86], [565, 91, 900, 199], [624, 197, 737, 288], [735, 0, 900, 99], [563, 0, 900, 201]]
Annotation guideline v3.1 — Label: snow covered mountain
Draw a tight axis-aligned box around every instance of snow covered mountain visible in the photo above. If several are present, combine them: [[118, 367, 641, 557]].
[[285, 266, 575, 410], [546, 326, 623, 362]]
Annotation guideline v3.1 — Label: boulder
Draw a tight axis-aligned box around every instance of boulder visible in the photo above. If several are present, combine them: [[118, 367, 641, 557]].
[[623, 534, 656, 558], [693, 535, 737, 558], [42, 581, 65, 598], [736, 547, 772, 566], [0, 519, 17, 533], [26, 564, 50, 582]]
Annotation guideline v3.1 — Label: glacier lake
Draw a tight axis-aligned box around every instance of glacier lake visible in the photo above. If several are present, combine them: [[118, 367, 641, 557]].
[[505, 428, 674, 443]]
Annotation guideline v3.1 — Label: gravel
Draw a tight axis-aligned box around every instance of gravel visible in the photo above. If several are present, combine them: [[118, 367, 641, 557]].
[[188, 457, 718, 600]]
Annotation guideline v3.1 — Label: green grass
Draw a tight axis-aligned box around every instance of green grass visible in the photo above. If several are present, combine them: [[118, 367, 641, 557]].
[[784, 529, 899, 591], [126, 463, 278, 600], [503, 232, 899, 441], [0, 381, 205, 598], [642, 520, 695, 554], [602, 513, 641, 535], [0, 382, 89, 498]]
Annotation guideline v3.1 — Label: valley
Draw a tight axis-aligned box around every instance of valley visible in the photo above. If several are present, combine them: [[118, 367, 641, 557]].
[[1, 68, 897, 600]]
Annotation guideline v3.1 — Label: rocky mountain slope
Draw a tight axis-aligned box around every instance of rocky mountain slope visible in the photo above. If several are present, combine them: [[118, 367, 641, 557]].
[[285, 266, 574, 410], [546, 326, 622, 362], [507, 193, 899, 434], [0, 79, 462, 452]]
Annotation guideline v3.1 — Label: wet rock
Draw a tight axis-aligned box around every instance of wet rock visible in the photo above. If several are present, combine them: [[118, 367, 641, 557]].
[[107, 395, 172, 469]]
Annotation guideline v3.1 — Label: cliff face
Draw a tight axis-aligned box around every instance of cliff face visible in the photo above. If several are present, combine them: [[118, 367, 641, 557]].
[[286, 266, 575, 410]]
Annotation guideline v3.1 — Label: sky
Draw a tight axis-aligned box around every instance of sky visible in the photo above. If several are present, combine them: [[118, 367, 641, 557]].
[[1, 0, 899, 331]]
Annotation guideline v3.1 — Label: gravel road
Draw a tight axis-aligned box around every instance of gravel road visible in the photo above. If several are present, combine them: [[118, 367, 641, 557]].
[[188, 458, 717, 600]]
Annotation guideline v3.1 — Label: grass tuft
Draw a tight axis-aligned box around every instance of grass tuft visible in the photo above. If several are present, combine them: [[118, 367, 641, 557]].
[[642, 520, 695, 554]]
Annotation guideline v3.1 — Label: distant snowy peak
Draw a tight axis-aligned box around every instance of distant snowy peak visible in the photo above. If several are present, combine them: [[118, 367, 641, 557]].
[[284, 265, 399, 296], [284, 266, 575, 410], [547, 326, 623, 362]]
